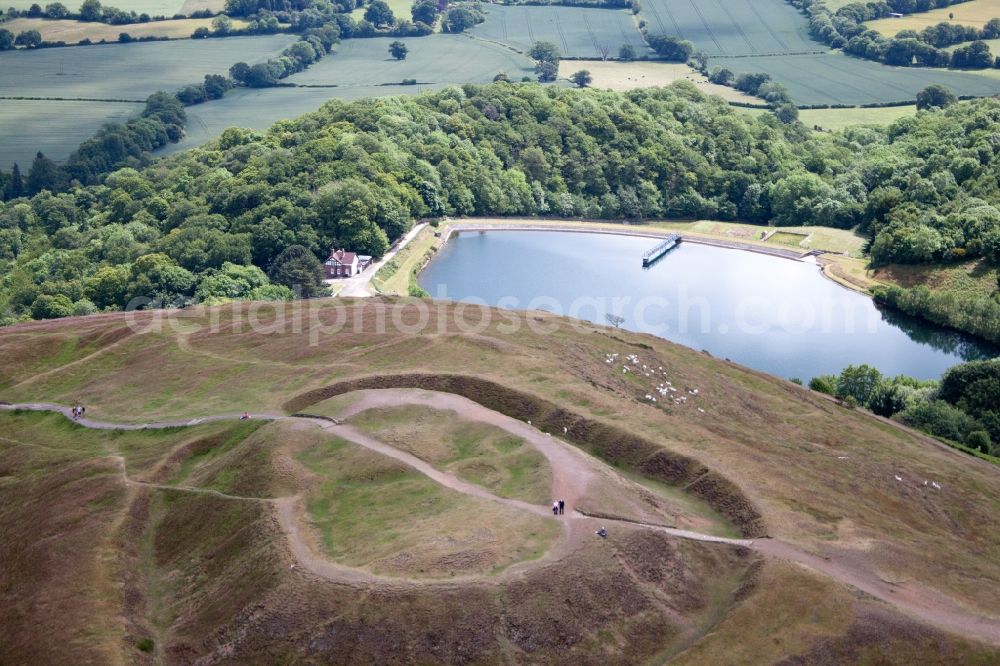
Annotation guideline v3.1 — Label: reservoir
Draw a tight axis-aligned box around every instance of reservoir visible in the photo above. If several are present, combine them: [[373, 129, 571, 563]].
[[418, 230, 999, 380]]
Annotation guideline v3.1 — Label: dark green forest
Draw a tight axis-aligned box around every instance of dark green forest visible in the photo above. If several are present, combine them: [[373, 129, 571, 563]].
[[1, 82, 999, 329]]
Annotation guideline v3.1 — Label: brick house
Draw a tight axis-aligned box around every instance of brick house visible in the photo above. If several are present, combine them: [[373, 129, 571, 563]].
[[324, 249, 373, 278]]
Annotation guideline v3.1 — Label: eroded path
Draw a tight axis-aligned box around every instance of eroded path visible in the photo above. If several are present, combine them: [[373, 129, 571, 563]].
[[2, 397, 999, 646]]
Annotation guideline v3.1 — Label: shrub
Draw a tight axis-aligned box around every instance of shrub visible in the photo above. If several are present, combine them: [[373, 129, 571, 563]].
[[809, 375, 836, 395]]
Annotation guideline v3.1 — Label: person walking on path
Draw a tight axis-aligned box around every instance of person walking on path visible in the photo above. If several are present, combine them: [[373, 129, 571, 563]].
[[552, 501, 559, 516], [558, 499, 565, 515]]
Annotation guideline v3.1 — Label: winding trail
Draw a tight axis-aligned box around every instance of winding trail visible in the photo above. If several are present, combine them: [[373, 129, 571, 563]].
[[2, 397, 999, 646]]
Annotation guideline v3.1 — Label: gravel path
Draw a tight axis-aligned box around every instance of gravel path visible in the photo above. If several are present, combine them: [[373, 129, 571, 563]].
[[3, 397, 998, 645]]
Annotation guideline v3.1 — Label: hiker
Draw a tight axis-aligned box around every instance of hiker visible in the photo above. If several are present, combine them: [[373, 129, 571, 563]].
[[596, 526, 607, 539], [80, 405, 85, 418], [240, 412, 251, 420], [558, 499, 565, 515], [71, 406, 79, 419], [552, 501, 559, 516]]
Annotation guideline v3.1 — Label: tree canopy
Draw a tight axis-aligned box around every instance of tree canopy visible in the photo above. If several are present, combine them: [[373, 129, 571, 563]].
[[2, 83, 1000, 328]]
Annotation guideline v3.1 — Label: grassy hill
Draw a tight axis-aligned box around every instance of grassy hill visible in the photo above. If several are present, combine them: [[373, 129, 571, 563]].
[[1, 299, 999, 663]]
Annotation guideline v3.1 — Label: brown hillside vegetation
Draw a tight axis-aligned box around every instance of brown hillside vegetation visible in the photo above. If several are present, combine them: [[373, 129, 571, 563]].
[[1, 298, 999, 663]]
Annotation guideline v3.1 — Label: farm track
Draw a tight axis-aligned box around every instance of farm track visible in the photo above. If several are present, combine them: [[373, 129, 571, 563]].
[[523, 7, 537, 46], [741, 0, 790, 52], [686, 0, 724, 54], [644, 0, 670, 36], [717, 0, 757, 55], [816, 55, 917, 97], [553, 9, 572, 55], [3, 397, 1000, 644], [582, 12, 601, 57]]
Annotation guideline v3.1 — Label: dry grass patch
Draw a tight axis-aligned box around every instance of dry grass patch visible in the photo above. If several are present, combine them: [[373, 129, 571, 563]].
[[558, 60, 765, 104], [295, 433, 559, 578], [2, 17, 249, 43], [867, 0, 1000, 35], [874, 258, 999, 298]]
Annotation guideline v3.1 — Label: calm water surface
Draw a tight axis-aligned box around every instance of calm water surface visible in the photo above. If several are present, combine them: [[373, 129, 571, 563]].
[[418, 230, 998, 380]]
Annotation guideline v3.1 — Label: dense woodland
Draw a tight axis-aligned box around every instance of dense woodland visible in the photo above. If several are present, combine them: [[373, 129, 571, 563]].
[[0, 82, 998, 335]]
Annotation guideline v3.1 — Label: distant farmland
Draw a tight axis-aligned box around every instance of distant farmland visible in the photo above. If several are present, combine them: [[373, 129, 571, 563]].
[[2, 17, 252, 43], [0, 99, 143, 170], [867, 0, 1000, 35], [640, 0, 819, 56], [468, 4, 649, 59], [165, 35, 536, 154], [291, 35, 535, 86], [725, 52, 1000, 105], [161, 84, 454, 154], [0, 34, 295, 100], [2, 0, 188, 13]]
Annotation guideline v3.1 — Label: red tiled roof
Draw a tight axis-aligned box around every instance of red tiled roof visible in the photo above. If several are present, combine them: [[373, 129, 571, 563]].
[[327, 249, 358, 265]]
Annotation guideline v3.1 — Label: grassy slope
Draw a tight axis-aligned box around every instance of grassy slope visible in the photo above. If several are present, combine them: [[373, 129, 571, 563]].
[[295, 431, 558, 576], [799, 104, 916, 130], [371, 224, 441, 295], [0, 410, 262, 663], [0, 388, 754, 663], [1, 302, 1000, 660], [872, 258, 1000, 313]]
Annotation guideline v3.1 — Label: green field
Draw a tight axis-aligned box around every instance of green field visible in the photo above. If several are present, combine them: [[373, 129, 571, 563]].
[[161, 35, 535, 154], [640, 0, 818, 56], [946, 37, 1000, 56], [468, 4, 649, 59], [0, 34, 295, 100], [0, 34, 295, 169], [350, 0, 413, 21], [798, 104, 917, 130], [348, 404, 553, 504], [290, 34, 534, 85], [0, 99, 143, 170], [723, 52, 1000, 105]]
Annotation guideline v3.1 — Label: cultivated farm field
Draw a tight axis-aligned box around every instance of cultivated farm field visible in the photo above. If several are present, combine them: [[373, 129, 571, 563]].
[[726, 52, 1000, 105], [0, 99, 143, 170], [290, 34, 535, 86], [1, 0, 190, 14], [2, 16, 250, 43], [162, 35, 535, 153], [0, 34, 295, 99], [468, 4, 649, 59], [161, 84, 453, 154], [640, 0, 819, 56], [867, 0, 1000, 35]]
